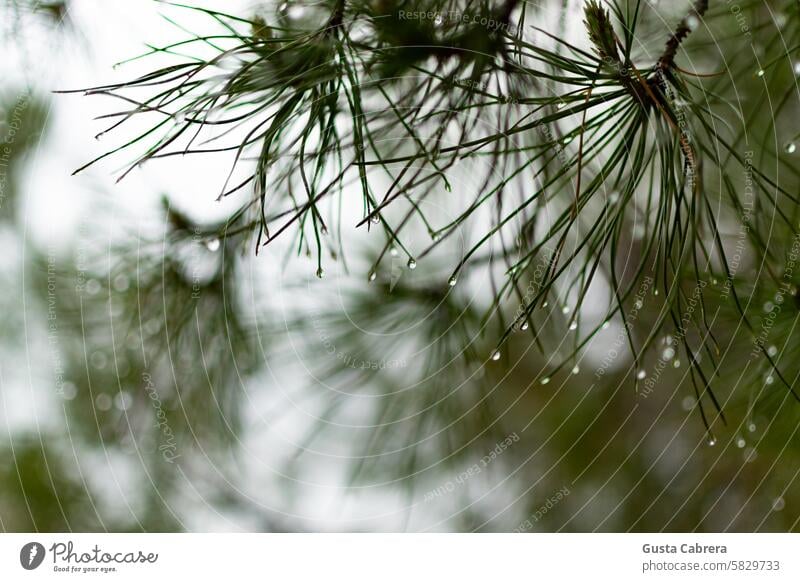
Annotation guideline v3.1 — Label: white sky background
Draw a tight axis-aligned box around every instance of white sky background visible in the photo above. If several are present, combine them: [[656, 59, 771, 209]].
[[0, 0, 655, 531]]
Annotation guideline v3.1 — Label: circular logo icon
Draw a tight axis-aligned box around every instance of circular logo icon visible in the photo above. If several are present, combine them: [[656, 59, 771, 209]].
[[20, 542, 46, 570]]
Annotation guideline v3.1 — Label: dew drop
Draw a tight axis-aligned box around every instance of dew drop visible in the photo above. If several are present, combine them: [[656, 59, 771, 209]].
[[316, 267, 325, 279], [773, 497, 785, 511], [540, 376, 550, 385], [571, 365, 580, 375], [91, 351, 107, 370], [767, 345, 778, 357], [569, 321, 578, 331], [390, 247, 399, 257], [113, 274, 130, 293], [561, 305, 570, 314], [368, 271, 377, 282], [85, 278, 101, 296], [320, 225, 329, 236], [205, 238, 221, 252], [542, 301, 549, 308], [114, 391, 133, 411], [756, 68, 765, 77], [491, 350, 501, 361], [371, 214, 380, 224], [407, 258, 417, 270], [95, 393, 113, 411], [686, 15, 699, 31], [748, 422, 757, 432], [602, 321, 610, 329], [765, 374, 774, 385], [681, 396, 694, 411], [556, 102, 566, 110], [448, 276, 458, 287], [662, 347, 675, 360], [786, 142, 797, 154], [62, 382, 77, 400], [736, 437, 746, 448], [707, 436, 717, 446], [521, 322, 529, 331], [673, 359, 681, 368], [636, 370, 646, 380], [794, 61, 800, 76]]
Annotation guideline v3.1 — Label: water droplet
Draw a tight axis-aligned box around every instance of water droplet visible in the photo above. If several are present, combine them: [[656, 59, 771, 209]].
[[569, 321, 578, 331], [320, 225, 329, 236], [407, 258, 417, 270], [390, 247, 399, 257], [85, 278, 101, 296], [448, 276, 458, 287], [556, 102, 566, 110], [542, 301, 549, 308], [520, 321, 529, 331], [316, 267, 325, 279], [608, 192, 620, 204], [634, 300, 643, 309], [431, 232, 441, 242], [748, 422, 757, 432], [114, 391, 133, 411], [772, 497, 785, 511], [287, 5, 306, 19], [665, 335, 674, 345], [113, 274, 130, 292], [767, 345, 778, 357], [786, 142, 797, 154], [90, 351, 107, 370], [368, 271, 377, 282], [707, 436, 717, 446], [540, 376, 550, 385], [794, 61, 800, 76], [205, 238, 221, 252], [662, 347, 675, 360], [370, 214, 380, 224], [686, 15, 699, 31], [62, 382, 77, 400], [756, 68, 765, 77], [673, 359, 681, 368], [681, 396, 694, 411], [602, 321, 610, 329], [561, 305, 570, 314], [562, 136, 573, 145], [491, 350, 501, 361], [765, 374, 774, 385], [95, 393, 113, 412], [174, 111, 187, 124], [736, 437, 746, 448], [636, 370, 646, 380], [571, 365, 580, 375]]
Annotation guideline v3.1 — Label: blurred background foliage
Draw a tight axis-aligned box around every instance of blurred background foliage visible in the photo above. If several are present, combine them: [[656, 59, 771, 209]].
[[1, 0, 799, 532]]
